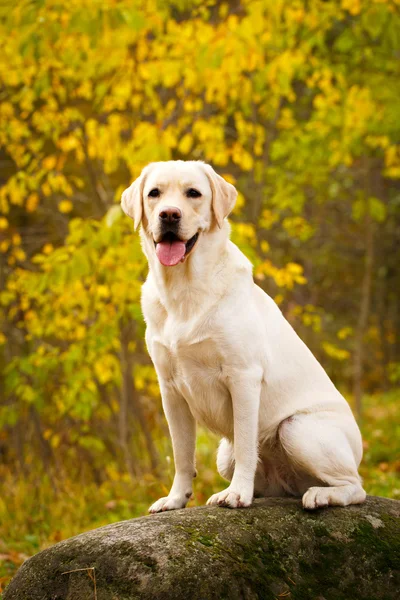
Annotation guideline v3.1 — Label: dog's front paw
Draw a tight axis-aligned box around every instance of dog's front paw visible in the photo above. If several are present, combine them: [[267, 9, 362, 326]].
[[148, 494, 189, 514], [206, 486, 253, 509]]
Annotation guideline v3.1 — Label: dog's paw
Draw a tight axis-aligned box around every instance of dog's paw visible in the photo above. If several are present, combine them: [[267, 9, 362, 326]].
[[206, 486, 253, 509], [302, 487, 331, 510], [148, 495, 189, 514], [302, 484, 366, 510]]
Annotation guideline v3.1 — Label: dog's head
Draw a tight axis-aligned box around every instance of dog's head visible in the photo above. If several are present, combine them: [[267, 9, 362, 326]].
[[121, 161, 237, 266]]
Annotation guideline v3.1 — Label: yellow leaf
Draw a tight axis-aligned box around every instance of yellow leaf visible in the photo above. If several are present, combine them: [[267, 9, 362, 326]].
[[75, 325, 86, 340], [97, 285, 110, 299], [337, 327, 353, 340], [43, 156, 57, 170], [43, 243, 54, 255], [322, 342, 350, 361], [178, 134, 193, 154], [241, 151, 253, 171], [261, 240, 270, 253], [14, 248, 26, 262], [58, 200, 73, 214], [51, 434, 60, 449], [26, 193, 39, 213], [222, 173, 236, 185], [43, 429, 52, 440], [42, 182, 52, 196], [0, 217, 8, 230], [94, 359, 112, 384]]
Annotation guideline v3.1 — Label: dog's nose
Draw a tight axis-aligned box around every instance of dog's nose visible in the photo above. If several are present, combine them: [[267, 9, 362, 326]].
[[159, 207, 182, 223]]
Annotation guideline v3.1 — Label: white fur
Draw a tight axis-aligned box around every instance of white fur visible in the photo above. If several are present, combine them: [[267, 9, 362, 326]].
[[121, 160, 366, 512]]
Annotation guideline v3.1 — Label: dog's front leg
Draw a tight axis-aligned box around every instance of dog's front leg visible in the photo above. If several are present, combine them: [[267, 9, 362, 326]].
[[149, 381, 196, 513], [207, 369, 261, 508]]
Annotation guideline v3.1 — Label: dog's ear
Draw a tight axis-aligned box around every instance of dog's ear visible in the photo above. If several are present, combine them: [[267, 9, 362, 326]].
[[202, 164, 237, 228], [121, 165, 152, 230]]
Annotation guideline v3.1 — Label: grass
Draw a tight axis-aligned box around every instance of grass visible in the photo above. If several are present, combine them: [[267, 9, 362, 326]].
[[358, 390, 400, 499], [0, 391, 399, 594]]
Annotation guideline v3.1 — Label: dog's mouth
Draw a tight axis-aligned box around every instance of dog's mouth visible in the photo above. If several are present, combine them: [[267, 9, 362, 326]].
[[154, 232, 199, 267]]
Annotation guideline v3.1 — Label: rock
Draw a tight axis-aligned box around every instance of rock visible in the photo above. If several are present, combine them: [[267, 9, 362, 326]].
[[5, 496, 400, 600]]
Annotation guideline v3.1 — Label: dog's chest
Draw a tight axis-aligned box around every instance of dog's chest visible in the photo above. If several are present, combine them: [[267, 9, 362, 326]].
[[150, 332, 233, 438]]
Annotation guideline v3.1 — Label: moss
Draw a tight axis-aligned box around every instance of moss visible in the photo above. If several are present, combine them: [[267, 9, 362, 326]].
[[352, 519, 400, 572], [291, 507, 400, 600], [312, 522, 331, 538], [196, 535, 215, 547], [178, 525, 220, 552]]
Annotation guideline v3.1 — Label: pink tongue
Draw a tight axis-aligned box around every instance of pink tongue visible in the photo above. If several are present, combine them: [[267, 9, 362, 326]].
[[156, 240, 186, 266]]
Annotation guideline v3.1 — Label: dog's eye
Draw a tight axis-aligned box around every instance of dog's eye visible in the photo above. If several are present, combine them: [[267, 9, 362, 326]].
[[186, 188, 201, 198], [148, 188, 160, 198]]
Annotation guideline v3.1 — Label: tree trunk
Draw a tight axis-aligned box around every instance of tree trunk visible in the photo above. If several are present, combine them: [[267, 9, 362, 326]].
[[119, 325, 136, 479], [353, 210, 374, 418], [377, 271, 389, 392], [129, 388, 159, 473], [120, 322, 159, 475], [5, 496, 400, 600], [29, 405, 58, 492]]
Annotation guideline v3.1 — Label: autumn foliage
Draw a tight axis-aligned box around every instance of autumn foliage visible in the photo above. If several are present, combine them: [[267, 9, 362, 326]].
[[0, 0, 400, 588]]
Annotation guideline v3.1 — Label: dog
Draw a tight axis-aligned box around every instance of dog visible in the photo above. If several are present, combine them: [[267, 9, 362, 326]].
[[121, 160, 366, 512]]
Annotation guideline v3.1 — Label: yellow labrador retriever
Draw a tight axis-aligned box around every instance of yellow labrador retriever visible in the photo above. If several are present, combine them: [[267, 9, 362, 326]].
[[121, 160, 366, 512]]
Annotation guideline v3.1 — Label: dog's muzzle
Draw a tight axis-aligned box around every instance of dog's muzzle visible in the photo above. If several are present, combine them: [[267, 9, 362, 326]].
[[154, 230, 199, 267]]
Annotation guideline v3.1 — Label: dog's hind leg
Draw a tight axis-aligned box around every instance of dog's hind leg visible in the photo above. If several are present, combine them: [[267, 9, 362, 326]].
[[278, 413, 366, 510]]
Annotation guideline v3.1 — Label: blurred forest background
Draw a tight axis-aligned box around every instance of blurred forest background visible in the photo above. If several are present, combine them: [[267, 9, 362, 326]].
[[0, 0, 400, 590]]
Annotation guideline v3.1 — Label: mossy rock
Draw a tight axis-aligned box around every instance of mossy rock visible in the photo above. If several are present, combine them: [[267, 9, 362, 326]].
[[5, 496, 400, 600]]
